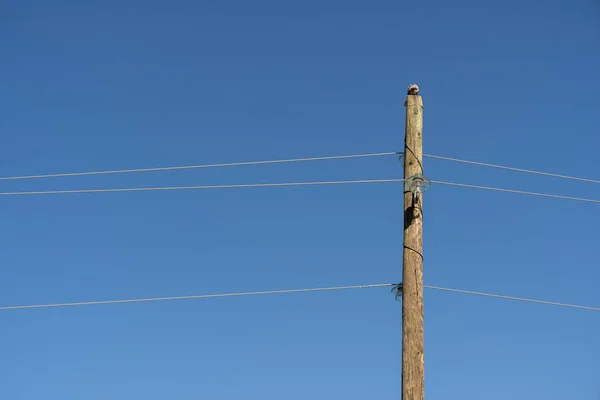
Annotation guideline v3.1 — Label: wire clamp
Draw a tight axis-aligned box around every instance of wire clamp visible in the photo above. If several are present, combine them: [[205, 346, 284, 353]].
[[397, 152, 405, 167], [392, 283, 403, 301]]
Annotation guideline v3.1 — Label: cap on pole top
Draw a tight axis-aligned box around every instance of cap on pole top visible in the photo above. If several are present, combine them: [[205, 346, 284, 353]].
[[407, 84, 420, 95]]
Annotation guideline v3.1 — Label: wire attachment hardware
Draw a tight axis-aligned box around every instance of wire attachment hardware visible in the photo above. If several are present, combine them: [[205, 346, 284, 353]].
[[406, 174, 430, 219], [397, 152, 405, 167], [406, 174, 431, 195], [391, 283, 403, 301]]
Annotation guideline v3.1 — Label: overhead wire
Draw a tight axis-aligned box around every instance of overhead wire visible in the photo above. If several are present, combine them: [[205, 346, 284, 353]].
[[424, 285, 600, 312], [1, 283, 597, 312], [431, 180, 600, 204], [1, 151, 597, 189], [0, 284, 393, 311], [0, 152, 399, 181], [0, 179, 405, 197], [1, 178, 599, 204], [424, 154, 600, 184]]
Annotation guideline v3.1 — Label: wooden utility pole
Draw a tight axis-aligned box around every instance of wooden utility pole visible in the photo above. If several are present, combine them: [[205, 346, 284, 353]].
[[402, 84, 425, 400]]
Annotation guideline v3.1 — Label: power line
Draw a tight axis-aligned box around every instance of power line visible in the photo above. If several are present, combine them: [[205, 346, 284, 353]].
[[0, 284, 393, 311], [0, 152, 398, 182], [2, 178, 599, 204], [2, 150, 597, 189], [1, 283, 597, 312], [424, 154, 600, 185], [432, 180, 600, 204], [0, 179, 405, 197], [424, 285, 600, 312]]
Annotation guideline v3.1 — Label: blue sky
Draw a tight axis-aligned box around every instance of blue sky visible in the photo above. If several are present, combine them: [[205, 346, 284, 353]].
[[1, 0, 599, 398]]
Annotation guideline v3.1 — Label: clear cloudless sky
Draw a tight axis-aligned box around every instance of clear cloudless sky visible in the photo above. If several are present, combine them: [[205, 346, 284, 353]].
[[1, 0, 599, 398]]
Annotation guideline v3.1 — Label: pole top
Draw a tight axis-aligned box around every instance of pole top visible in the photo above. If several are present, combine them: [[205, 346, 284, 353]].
[[407, 84, 420, 96]]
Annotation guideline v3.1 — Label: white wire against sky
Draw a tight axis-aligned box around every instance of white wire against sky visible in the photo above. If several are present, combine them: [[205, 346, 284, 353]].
[[0, 178, 599, 204], [0, 152, 398, 181], [1, 150, 598, 186], [423, 154, 600, 184], [0, 283, 597, 312], [431, 180, 600, 204], [0, 179, 405, 196], [0, 284, 393, 311], [424, 286, 600, 312]]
